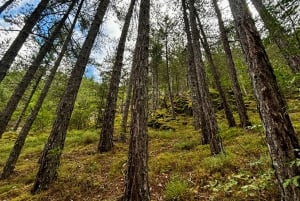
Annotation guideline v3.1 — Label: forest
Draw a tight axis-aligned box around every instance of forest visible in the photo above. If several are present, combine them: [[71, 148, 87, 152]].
[[0, 0, 299, 200]]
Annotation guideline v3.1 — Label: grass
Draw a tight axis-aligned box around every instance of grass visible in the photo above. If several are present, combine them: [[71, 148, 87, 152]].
[[163, 175, 190, 201], [1, 98, 299, 200]]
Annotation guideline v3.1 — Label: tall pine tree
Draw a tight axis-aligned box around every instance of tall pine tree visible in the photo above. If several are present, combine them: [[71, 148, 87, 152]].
[[229, 0, 300, 200]]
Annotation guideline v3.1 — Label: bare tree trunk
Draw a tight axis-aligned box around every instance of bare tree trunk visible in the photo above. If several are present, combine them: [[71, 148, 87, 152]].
[[150, 38, 160, 112], [183, 48, 202, 131], [182, 1, 206, 135], [187, 0, 224, 154], [165, 29, 176, 119], [0, 0, 49, 82], [0, 0, 83, 180], [31, 0, 110, 194], [0, 0, 14, 14], [196, 13, 236, 127], [0, 1, 75, 139], [151, 63, 159, 111], [123, 0, 150, 200], [120, 80, 126, 113], [119, 68, 134, 141], [98, 0, 136, 153], [229, 0, 300, 200], [212, 0, 251, 128], [250, 0, 300, 73]]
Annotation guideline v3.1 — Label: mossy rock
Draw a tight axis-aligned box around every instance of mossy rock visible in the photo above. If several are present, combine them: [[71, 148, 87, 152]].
[[148, 119, 162, 129], [173, 94, 193, 116], [209, 89, 238, 111], [160, 125, 175, 131]]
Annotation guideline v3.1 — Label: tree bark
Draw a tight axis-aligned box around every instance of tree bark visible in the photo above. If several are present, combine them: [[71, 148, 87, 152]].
[[0, 0, 14, 14], [196, 14, 236, 127], [151, 62, 159, 111], [0, 0, 83, 180], [183, 48, 202, 131], [212, 0, 251, 128], [164, 25, 176, 119], [123, 0, 150, 200], [31, 0, 110, 194], [149, 34, 161, 112], [119, 67, 134, 141], [0, 0, 49, 82], [250, 0, 300, 73], [181, 2, 204, 133], [98, 0, 136, 153], [229, 0, 300, 200], [187, 0, 224, 154]]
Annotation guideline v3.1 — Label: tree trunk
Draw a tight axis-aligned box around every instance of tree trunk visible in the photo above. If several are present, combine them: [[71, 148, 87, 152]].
[[187, 0, 224, 154], [250, 0, 300, 73], [181, 4, 205, 133], [0, 0, 14, 14], [13, 70, 44, 131], [119, 68, 134, 141], [123, 0, 150, 200], [196, 14, 236, 127], [0, 0, 49, 82], [183, 48, 202, 131], [229, 0, 300, 200], [0, 0, 83, 180], [165, 29, 176, 119], [151, 62, 159, 112], [212, 0, 251, 128], [150, 35, 161, 112], [0, 1, 75, 138], [98, 0, 136, 153], [31, 0, 110, 194]]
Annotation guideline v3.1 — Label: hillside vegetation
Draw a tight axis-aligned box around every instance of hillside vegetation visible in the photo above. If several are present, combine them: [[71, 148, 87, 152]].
[[0, 0, 300, 200], [1, 97, 299, 200]]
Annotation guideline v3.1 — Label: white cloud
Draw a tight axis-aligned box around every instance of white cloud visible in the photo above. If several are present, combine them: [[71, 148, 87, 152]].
[[102, 18, 121, 40]]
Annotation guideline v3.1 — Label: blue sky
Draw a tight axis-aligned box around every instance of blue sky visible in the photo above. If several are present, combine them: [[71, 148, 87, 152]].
[[0, 0, 122, 82], [85, 65, 101, 82], [0, 0, 38, 16]]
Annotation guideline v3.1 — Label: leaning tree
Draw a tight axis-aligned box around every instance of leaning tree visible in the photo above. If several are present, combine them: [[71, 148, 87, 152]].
[[31, 0, 111, 193], [228, 0, 300, 200]]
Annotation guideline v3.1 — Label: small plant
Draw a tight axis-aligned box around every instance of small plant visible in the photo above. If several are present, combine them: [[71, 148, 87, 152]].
[[247, 123, 263, 132], [164, 176, 189, 201], [208, 169, 275, 198], [283, 151, 300, 188]]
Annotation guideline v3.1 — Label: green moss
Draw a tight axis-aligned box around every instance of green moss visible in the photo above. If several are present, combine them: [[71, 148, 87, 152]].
[[0, 97, 289, 200], [173, 139, 199, 151], [0, 184, 17, 194], [199, 154, 239, 174], [109, 156, 127, 177]]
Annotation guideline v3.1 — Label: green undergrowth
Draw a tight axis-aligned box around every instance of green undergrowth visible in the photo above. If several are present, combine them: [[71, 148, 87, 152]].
[[2, 99, 299, 200]]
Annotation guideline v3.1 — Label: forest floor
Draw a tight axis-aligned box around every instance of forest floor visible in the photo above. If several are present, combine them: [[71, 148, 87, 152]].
[[0, 99, 299, 201]]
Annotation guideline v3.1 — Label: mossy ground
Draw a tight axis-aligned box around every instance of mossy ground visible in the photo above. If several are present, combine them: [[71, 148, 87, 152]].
[[0, 99, 299, 200]]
